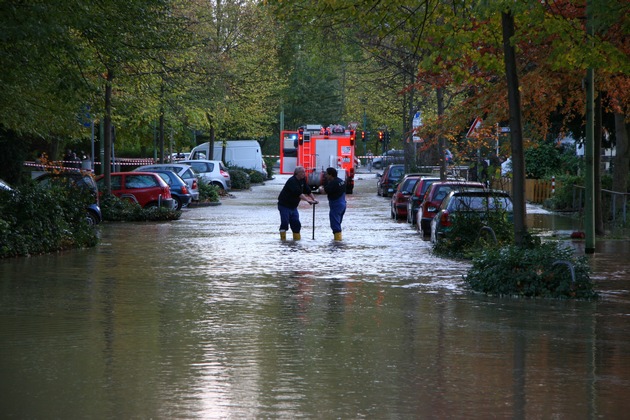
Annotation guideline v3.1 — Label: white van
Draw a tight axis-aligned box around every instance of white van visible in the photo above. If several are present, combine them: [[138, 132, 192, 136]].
[[190, 140, 266, 177]]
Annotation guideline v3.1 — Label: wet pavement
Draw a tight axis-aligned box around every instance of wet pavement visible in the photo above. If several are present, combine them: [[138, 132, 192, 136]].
[[0, 171, 629, 418]]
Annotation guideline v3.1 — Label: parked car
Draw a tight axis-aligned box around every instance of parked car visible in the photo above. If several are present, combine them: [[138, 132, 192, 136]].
[[390, 174, 423, 220], [170, 152, 191, 162], [0, 178, 12, 191], [135, 163, 199, 201], [406, 176, 441, 225], [95, 172, 175, 209], [34, 172, 102, 225], [419, 181, 486, 236], [372, 150, 405, 170], [377, 164, 405, 197], [431, 190, 514, 244], [180, 159, 231, 191], [137, 170, 193, 210]]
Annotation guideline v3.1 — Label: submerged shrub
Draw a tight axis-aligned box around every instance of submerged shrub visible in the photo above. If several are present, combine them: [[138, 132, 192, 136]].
[[465, 242, 597, 300], [433, 210, 514, 258], [100, 194, 181, 222], [197, 181, 220, 202], [0, 183, 98, 258], [228, 168, 251, 190]]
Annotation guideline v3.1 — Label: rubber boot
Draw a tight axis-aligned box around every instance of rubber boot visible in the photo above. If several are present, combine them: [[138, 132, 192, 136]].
[[334, 232, 342, 241], [293, 232, 301, 241], [280, 230, 287, 241]]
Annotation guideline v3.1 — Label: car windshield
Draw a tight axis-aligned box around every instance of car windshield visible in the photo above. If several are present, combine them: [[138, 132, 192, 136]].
[[450, 195, 513, 211], [401, 178, 418, 192], [390, 167, 404, 177]]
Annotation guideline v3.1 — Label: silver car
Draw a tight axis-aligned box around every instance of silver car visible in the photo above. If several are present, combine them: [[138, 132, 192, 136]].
[[134, 163, 199, 201], [180, 160, 231, 191]]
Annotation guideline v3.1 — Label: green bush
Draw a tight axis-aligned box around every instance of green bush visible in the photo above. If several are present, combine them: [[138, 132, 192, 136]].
[[100, 194, 181, 222], [248, 170, 266, 184], [264, 157, 275, 179], [547, 174, 582, 210], [197, 179, 220, 201], [433, 209, 514, 258], [0, 183, 98, 258], [465, 242, 598, 299], [228, 169, 251, 190]]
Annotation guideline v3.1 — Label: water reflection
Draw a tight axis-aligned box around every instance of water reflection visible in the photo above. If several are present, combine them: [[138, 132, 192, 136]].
[[0, 173, 629, 418]]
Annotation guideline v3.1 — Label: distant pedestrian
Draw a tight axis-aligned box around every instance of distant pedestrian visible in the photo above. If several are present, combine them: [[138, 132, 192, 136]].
[[367, 150, 374, 172], [277, 166, 318, 241], [318, 167, 346, 241], [445, 148, 454, 165]]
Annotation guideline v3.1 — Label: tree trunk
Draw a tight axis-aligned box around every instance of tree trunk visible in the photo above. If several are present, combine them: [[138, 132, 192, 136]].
[[437, 87, 446, 181], [159, 106, 165, 163], [103, 68, 113, 194], [612, 112, 629, 193], [502, 11, 528, 246], [205, 112, 216, 160], [594, 93, 605, 235]]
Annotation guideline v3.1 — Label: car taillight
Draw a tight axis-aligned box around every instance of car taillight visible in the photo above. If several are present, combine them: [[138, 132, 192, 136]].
[[192, 179, 198, 190], [162, 186, 171, 198], [220, 170, 229, 178], [181, 185, 189, 194], [440, 210, 451, 227]]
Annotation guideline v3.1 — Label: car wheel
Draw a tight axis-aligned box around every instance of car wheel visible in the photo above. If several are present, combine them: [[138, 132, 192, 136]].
[[431, 225, 439, 244], [211, 181, 225, 190], [86, 211, 99, 226], [173, 196, 183, 211], [421, 222, 430, 238]]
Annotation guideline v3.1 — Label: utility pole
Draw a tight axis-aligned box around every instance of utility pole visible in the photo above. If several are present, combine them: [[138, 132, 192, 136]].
[[584, 0, 596, 253]]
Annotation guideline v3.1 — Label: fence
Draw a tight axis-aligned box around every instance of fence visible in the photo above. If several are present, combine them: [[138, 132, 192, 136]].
[[572, 186, 629, 226], [491, 177, 561, 204]]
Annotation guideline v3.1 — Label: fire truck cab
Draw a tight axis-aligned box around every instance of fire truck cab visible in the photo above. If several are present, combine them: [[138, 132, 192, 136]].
[[280, 124, 355, 194]]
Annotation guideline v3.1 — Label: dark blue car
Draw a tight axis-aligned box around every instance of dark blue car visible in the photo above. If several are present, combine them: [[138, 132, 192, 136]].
[[34, 171, 102, 225], [145, 170, 194, 210]]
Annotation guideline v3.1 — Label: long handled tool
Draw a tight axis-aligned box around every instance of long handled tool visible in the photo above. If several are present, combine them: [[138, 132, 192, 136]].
[[312, 202, 316, 240]]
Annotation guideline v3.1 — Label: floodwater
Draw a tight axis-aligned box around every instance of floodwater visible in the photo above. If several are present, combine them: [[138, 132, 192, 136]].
[[1, 172, 629, 419]]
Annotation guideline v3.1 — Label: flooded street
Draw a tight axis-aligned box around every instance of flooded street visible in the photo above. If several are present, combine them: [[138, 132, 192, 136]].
[[1, 172, 629, 418]]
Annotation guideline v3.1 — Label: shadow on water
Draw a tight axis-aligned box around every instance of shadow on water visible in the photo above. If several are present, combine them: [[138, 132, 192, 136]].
[[0, 171, 629, 418]]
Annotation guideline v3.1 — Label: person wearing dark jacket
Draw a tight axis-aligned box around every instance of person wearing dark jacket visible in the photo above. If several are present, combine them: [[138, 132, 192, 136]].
[[319, 167, 347, 241], [278, 166, 318, 240]]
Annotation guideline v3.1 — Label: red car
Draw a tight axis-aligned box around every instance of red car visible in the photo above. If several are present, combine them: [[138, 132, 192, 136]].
[[419, 181, 485, 236], [96, 172, 175, 209], [406, 176, 441, 225], [390, 174, 423, 220]]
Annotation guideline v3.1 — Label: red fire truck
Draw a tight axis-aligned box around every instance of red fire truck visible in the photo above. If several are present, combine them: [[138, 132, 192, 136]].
[[280, 124, 356, 194]]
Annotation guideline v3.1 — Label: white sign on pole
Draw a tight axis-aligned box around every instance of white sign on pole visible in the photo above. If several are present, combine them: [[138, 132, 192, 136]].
[[412, 111, 422, 142]]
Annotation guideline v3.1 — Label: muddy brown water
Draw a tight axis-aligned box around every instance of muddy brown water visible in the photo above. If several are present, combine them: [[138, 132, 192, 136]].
[[1, 173, 629, 418]]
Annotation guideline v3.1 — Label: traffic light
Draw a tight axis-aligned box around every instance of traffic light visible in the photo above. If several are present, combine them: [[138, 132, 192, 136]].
[[298, 128, 304, 145], [378, 131, 384, 142], [361, 131, 366, 142]]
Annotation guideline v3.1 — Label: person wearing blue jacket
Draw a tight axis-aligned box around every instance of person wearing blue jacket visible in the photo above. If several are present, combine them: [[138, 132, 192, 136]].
[[319, 167, 347, 241]]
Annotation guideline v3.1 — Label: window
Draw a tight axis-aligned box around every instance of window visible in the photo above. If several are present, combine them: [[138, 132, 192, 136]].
[[125, 175, 157, 189]]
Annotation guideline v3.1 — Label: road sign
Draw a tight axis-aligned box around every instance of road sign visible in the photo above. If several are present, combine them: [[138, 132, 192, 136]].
[[466, 116, 483, 138]]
